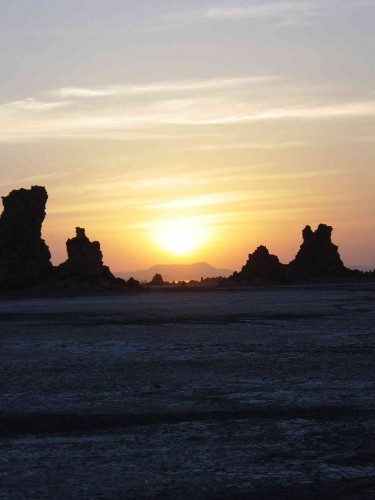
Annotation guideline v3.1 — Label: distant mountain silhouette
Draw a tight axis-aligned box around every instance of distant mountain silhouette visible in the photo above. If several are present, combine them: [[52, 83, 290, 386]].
[[116, 262, 233, 282]]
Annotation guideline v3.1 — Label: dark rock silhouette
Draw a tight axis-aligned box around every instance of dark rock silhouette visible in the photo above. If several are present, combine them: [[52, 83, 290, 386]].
[[58, 227, 108, 279], [0, 185, 369, 293], [229, 245, 286, 283], [126, 277, 140, 287], [0, 185, 140, 293], [56, 227, 139, 290], [289, 224, 348, 277], [0, 186, 51, 289], [149, 273, 165, 286], [198, 276, 226, 286], [227, 223, 355, 285]]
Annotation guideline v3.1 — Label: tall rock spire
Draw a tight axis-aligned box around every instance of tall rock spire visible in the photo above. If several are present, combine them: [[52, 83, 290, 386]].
[[289, 224, 347, 277], [0, 186, 51, 289]]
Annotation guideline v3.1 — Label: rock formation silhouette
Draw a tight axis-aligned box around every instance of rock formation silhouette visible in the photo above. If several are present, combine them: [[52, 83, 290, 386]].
[[230, 245, 285, 283], [227, 223, 354, 284], [0, 186, 51, 289], [126, 276, 141, 287], [149, 273, 165, 286], [0, 186, 139, 292], [56, 227, 139, 289], [56, 227, 135, 289], [58, 227, 111, 279], [0, 184, 369, 292], [288, 224, 348, 278]]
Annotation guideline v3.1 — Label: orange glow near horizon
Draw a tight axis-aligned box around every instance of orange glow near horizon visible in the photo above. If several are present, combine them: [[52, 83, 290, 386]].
[[20, 152, 374, 272]]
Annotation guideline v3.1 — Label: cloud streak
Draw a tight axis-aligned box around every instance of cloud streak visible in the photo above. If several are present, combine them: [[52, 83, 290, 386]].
[[145, 192, 247, 210], [158, 2, 318, 30], [2, 97, 71, 112], [2, 98, 375, 143], [205, 2, 316, 21], [179, 141, 309, 152], [1, 76, 375, 143], [0, 169, 80, 189], [54, 76, 279, 98], [163, 1, 373, 29]]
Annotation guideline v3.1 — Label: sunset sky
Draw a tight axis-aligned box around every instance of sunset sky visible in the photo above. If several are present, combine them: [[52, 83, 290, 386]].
[[1, 0, 374, 271]]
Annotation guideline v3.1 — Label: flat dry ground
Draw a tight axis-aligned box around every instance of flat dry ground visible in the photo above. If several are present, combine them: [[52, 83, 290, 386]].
[[1, 284, 375, 498]]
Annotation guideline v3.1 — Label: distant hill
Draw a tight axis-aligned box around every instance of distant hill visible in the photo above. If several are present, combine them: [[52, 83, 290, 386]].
[[115, 262, 233, 282]]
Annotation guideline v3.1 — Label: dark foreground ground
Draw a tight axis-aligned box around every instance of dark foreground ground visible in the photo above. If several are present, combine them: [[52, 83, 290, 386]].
[[1, 283, 375, 499]]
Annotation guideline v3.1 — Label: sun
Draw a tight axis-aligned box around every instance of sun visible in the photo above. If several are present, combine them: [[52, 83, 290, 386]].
[[163, 225, 196, 255], [153, 219, 206, 256]]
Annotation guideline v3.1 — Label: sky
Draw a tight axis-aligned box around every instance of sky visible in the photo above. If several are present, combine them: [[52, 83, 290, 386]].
[[0, 0, 374, 271]]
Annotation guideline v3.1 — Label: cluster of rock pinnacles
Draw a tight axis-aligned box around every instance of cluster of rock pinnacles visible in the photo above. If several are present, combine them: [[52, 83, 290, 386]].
[[0, 185, 356, 290], [0, 186, 128, 290], [229, 224, 352, 284]]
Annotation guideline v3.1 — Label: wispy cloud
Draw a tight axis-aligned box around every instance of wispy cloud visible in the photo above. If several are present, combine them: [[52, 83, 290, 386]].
[[2, 97, 71, 112], [54, 76, 279, 98], [48, 196, 147, 215], [2, 97, 375, 143], [131, 98, 375, 126], [66, 167, 340, 205], [205, 2, 316, 21], [128, 211, 252, 230], [180, 141, 309, 152], [145, 192, 247, 210], [163, 1, 373, 28], [0, 169, 80, 189], [157, 1, 323, 30], [1, 75, 375, 144]]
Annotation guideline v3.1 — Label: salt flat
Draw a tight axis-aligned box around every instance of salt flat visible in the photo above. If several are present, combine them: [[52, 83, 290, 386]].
[[1, 284, 375, 498]]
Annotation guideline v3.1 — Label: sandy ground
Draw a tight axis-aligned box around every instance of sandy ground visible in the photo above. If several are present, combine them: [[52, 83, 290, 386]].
[[1, 283, 375, 498]]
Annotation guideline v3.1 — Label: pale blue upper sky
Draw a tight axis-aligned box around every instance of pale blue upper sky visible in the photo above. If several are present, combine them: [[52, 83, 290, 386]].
[[1, 0, 374, 97], [0, 1, 374, 269]]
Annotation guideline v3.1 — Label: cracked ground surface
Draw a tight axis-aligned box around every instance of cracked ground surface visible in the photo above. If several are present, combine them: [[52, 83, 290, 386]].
[[1, 283, 375, 498]]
